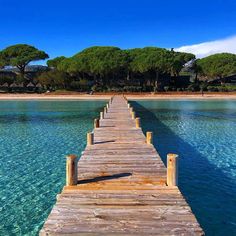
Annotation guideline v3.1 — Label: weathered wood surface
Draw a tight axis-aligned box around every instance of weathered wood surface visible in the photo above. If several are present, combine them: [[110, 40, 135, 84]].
[[40, 95, 204, 235]]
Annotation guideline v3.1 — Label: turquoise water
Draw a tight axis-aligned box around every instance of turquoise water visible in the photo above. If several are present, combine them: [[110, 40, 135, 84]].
[[132, 100, 236, 236], [0, 100, 106, 235], [0, 100, 236, 235]]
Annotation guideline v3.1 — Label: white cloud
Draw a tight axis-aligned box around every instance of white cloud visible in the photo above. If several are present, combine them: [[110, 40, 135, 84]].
[[175, 35, 236, 58]]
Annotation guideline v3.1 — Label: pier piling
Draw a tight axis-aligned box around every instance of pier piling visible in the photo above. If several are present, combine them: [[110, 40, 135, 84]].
[[146, 131, 153, 144], [66, 155, 78, 186], [100, 111, 104, 120], [131, 111, 135, 119], [167, 153, 179, 186], [87, 132, 94, 145], [135, 117, 141, 128], [94, 118, 99, 128]]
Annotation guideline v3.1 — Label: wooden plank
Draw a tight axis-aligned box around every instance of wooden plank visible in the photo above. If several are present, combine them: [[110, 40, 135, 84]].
[[40, 95, 204, 236]]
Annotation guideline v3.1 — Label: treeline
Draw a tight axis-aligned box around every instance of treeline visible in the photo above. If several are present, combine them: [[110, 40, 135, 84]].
[[1, 44, 236, 92], [43, 46, 195, 92]]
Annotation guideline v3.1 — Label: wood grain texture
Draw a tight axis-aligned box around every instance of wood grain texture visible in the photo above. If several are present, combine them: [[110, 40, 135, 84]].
[[40, 95, 204, 236]]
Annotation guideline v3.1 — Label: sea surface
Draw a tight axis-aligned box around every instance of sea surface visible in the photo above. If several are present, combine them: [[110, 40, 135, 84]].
[[0, 99, 236, 235]]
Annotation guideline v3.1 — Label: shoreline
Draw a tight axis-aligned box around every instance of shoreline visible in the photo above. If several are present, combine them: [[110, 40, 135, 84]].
[[0, 93, 236, 100]]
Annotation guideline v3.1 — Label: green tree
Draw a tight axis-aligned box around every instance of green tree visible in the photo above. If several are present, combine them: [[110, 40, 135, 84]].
[[0, 55, 5, 69], [44, 46, 196, 92], [170, 51, 195, 76], [66, 46, 130, 86], [125, 48, 195, 90], [127, 47, 171, 89], [37, 70, 70, 89], [0, 44, 49, 77], [47, 56, 66, 69], [197, 53, 236, 81], [191, 59, 202, 82]]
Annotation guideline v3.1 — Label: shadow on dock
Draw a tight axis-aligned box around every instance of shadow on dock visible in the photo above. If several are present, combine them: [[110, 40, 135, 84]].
[[95, 140, 115, 144], [131, 101, 236, 236], [78, 173, 132, 184]]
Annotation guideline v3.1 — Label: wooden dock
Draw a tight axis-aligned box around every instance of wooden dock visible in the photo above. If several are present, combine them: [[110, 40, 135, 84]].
[[40, 95, 204, 235]]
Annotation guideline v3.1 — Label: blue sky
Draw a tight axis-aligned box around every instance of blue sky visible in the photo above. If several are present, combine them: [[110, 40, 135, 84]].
[[1, 0, 236, 61]]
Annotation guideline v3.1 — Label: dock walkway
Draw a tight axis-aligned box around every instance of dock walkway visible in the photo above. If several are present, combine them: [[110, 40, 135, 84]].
[[40, 95, 203, 235]]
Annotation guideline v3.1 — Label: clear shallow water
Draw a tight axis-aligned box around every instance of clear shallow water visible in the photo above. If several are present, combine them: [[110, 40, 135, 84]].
[[0, 100, 236, 235], [132, 100, 236, 236], [0, 100, 106, 235]]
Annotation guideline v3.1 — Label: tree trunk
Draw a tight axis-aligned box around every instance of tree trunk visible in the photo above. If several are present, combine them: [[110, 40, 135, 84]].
[[154, 71, 159, 90], [17, 64, 26, 79], [126, 71, 130, 81], [155, 71, 159, 83], [220, 76, 225, 84], [195, 72, 198, 83], [94, 74, 97, 84]]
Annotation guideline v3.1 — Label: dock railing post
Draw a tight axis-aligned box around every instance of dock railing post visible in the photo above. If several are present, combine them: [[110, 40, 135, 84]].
[[131, 111, 135, 119], [66, 154, 78, 186], [104, 107, 107, 114], [167, 153, 179, 186], [130, 107, 133, 114], [146, 131, 153, 144], [135, 117, 141, 128], [100, 111, 104, 120], [87, 132, 94, 145], [94, 118, 99, 128]]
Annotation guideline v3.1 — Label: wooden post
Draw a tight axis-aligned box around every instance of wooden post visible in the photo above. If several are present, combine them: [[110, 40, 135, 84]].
[[130, 107, 133, 114], [104, 107, 107, 113], [106, 104, 109, 109], [167, 154, 179, 186], [135, 117, 141, 128], [94, 118, 99, 128], [87, 132, 94, 145], [146, 131, 153, 144], [100, 111, 104, 119], [66, 154, 78, 186], [131, 111, 135, 119], [128, 103, 130, 108]]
